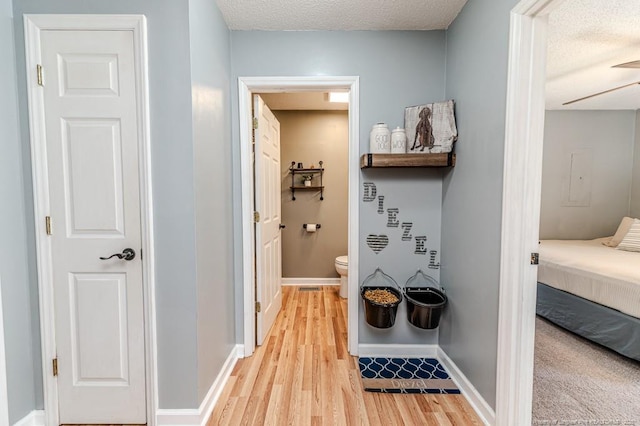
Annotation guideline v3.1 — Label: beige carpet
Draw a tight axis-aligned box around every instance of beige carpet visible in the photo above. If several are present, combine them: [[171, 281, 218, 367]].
[[532, 317, 640, 425]]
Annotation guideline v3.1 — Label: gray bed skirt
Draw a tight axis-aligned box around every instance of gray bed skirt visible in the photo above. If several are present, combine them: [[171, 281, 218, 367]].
[[536, 283, 640, 362]]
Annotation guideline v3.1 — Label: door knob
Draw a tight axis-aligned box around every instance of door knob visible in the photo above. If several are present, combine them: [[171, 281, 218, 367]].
[[279, 224, 286, 229], [100, 248, 136, 261]]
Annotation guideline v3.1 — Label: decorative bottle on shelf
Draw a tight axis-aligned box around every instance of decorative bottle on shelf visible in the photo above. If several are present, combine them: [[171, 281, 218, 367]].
[[391, 127, 407, 154], [370, 123, 391, 153]]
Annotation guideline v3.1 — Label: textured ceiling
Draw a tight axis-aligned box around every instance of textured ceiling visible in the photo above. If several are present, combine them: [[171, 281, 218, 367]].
[[546, 0, 640, 110], [215, 0, 467, 31]]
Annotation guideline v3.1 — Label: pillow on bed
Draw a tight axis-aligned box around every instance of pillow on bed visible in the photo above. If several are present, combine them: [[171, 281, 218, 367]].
[[617, 219, 640, 253], [603, 217, 636, 247]]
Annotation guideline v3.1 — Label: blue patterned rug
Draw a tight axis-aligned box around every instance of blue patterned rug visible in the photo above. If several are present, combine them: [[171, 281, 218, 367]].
[[358, 357, 460, 394]]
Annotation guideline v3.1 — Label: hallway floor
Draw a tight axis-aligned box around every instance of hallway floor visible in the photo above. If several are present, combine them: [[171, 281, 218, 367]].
[[208, 286, 481, 425]]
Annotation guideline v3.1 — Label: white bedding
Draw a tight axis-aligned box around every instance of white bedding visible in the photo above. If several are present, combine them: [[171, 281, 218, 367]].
[[538, 238, 640, 319]]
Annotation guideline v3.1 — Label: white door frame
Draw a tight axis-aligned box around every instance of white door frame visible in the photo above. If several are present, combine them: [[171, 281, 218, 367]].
[[0, 277, 9, 425], [24, 14, 157, 426], [238, 76, 360, 357], [496, 0, 563, 424]]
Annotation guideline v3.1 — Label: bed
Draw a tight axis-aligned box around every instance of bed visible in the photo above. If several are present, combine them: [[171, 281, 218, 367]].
[[537, 237, 640, 361]]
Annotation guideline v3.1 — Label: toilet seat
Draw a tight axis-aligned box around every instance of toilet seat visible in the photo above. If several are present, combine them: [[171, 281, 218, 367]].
[[335, 255, 348, 266]]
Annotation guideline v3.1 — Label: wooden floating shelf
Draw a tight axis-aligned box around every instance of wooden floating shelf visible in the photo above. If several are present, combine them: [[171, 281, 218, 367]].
[[360, 152, 456, 169]]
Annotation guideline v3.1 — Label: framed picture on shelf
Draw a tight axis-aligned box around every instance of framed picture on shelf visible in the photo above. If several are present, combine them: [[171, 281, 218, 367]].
[[404, 100, 458, 154]]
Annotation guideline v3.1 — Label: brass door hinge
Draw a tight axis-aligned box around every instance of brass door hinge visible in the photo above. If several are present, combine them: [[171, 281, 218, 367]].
[[45, 216, 52, 235], [531, 253, 539, 265], [254, 211, 260, 223], [37, 64, 43, 86], [252, 117, 258, 130], [255, 301, 261, 313], [52, 358, 58, 377]]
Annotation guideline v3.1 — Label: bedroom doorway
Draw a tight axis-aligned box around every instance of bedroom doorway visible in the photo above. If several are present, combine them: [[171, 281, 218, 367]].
[[496, 1, 560, 424], [532, 0, 640, 422], [499, 0, 640, 424]]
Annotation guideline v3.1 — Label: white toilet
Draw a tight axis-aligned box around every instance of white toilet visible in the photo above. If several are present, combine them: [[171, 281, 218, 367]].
[[334, 255, 348, 298]]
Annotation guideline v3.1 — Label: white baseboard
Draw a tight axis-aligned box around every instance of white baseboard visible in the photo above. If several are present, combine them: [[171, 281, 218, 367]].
[[155, 408, 200, 426], [156, 344, 241, 426], [13, 410, 45, 426], [282, 278, 340, 286], [357, 344, 438, 358], [437, 347, 495, 426]]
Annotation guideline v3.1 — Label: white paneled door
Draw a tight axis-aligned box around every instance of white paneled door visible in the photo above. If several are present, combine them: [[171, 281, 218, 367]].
[[40, 29, 146, 423], [254, 95, 283, 345]]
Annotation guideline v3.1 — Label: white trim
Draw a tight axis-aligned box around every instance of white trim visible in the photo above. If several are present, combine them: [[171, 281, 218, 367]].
[[437, 348, 494, 426], [23, 14, 157, 426], [194, 344, 239, 426], [281, 278, 340, 286], [156, 345, 241, 426], [156, 409, 199, 426], [238, 77, 360, 358], [238, 79, 254, 358], [497, 1, 559, 425], [357, 344, 438, 358], [0, 277, 8, 426], [12, 410, 45, 426], [347, 82, 360, 357]]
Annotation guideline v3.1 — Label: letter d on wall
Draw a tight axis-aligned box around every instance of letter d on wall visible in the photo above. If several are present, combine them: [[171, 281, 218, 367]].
[[363, 182, 377, 202]]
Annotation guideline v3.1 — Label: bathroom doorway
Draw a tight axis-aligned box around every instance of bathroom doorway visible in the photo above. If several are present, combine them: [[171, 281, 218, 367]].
[[259, 92, 349, 287], [238, 77, 360, 358]]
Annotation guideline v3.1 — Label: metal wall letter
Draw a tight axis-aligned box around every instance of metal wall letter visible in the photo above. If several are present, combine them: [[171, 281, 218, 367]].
[[363, 182, 377, 202], [387, 208, 400, 227], [414, 236, 427, 255], [401, 222, 413, 241], [428, 250, 440, 269], [377, 196, 385, 214]]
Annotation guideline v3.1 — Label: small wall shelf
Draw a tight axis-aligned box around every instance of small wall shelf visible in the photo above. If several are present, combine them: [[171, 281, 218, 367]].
[[360, 153, 456, 169], [289, 161, 324, 200]]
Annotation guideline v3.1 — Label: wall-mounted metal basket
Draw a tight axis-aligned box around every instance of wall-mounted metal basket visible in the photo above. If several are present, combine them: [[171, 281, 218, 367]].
[[404, 270, 447, 329], [360, 268, 402, 329]]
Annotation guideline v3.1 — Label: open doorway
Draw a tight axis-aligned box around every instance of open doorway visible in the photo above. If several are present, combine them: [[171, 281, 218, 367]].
[[237, 77, 360, 358], [252, 91, 349, 348], [532, 0, 640, 422], [498, 0, 640, 424]]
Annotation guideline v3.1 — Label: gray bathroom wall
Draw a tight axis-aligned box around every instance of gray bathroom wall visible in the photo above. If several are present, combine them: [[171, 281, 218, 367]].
[[230, 30, 447, 345], [188, 0, 236, 404], [540, 110, 636, 239], [275, 110, 349, 279], [0, 0, 39, 422], [13, 0, 200, 409], [441, 0, 519, 410], [632, 111, 640, 218]]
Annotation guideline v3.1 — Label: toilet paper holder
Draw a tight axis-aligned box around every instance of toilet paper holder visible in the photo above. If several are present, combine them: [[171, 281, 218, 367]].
[[303, 224, 322, 229]]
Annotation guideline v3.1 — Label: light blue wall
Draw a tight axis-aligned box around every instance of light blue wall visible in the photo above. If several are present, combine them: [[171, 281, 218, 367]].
[[187, 0, 236, 403], [440, 0, 519, 409], [230, 30, 447, 345], [13, 0, 200, 409], [632, 111, 640, 218], [540, 110, 636, 239], [0, 0, 40, 422]]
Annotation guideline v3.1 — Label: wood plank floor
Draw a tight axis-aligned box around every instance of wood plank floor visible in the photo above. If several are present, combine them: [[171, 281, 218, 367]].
[[208, 286, 481, 425]]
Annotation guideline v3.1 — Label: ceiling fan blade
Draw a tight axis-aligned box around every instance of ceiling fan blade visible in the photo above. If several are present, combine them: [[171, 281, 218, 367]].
[[612, 60, 640, 69], [563, 81, 640, 106]]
